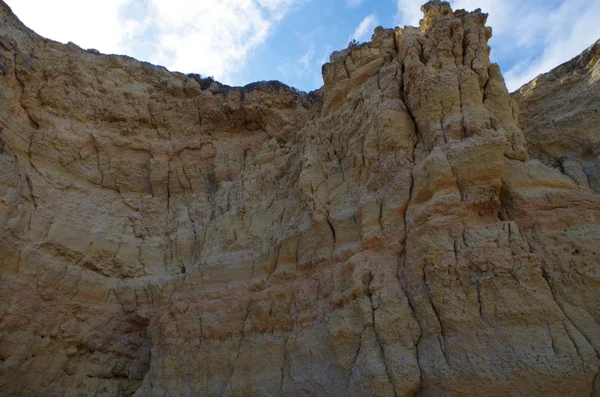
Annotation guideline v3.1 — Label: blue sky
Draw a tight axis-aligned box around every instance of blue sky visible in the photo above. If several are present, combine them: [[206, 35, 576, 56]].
[[6, 0, 600, 92]]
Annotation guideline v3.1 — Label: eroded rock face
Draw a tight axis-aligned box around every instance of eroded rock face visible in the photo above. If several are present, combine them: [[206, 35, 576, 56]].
[[514, 39, 600, 194], [0, 1, 598, 396]]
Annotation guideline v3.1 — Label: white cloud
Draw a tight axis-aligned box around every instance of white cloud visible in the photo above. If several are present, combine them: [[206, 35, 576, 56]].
[[142, 0, 274, 84], [5, 0, 302, 85], [352, 14, 379, 43], [6, 0, 130, 54], [502, 0, 600, 91], [394, 0, 600, 91], [395, 0, 423, 27]]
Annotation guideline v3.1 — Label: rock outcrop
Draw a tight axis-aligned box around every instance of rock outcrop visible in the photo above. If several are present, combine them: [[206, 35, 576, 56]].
[[0, 1, 599, 396], [514, 39, 600, 194]]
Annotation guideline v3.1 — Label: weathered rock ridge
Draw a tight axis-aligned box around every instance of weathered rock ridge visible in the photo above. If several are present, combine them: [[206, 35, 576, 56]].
[[0, 1, 599, 396], [514, 38, 600, 194]]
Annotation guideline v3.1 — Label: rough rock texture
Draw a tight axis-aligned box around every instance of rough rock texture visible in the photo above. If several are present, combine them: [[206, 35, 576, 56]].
[[1, 1, 599, 396], [514, 39, 600, 194]]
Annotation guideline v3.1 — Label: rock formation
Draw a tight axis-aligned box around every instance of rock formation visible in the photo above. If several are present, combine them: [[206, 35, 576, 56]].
[[514, 39, 600, 194], [0, 1, 598, 396]]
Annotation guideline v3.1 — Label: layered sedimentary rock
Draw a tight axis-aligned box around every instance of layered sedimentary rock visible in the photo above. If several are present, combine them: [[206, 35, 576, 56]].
[[514, 39, 600, 194], [0, 1, 599, 396]]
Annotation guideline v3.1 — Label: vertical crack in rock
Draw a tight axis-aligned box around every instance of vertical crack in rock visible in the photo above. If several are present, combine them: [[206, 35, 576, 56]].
[[278, 332, 291, 396], [367, 272, 399, 396], [326, 209, 337, 250], [475, 281, 484, 319], [344, 324, 366, 397], [398, 254, 424, 393], [592, 370, 600, 397], [422, 267, 450, 366], [221, 299, 253, 397], [24, 173, 36, 234]]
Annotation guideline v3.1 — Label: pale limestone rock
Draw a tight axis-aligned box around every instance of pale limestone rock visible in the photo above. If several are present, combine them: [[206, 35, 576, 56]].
[[0, 1, 599, 396]]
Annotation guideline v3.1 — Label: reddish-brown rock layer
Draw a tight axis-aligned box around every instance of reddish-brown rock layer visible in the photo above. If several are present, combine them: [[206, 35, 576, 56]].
[[0, 1, 599, 396]]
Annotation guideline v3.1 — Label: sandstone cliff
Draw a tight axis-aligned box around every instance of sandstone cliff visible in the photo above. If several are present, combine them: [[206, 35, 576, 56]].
[[514, 39, 600, 194], [0, 1, 599, 396]]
